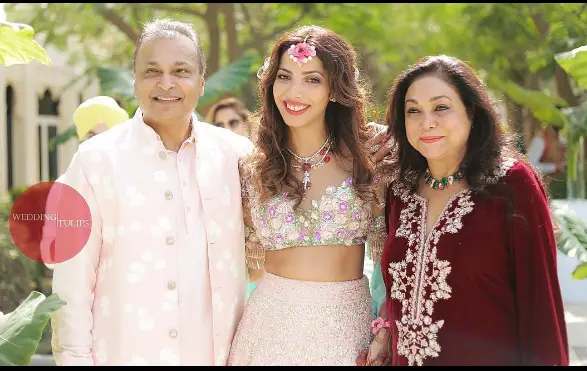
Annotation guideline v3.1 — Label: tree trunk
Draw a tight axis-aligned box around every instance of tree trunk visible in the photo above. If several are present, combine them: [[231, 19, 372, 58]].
[[205, 4, 221, 76], [220, 3, 241, 62], [523, 72, 543, 147], [95, 4, 139, 42]]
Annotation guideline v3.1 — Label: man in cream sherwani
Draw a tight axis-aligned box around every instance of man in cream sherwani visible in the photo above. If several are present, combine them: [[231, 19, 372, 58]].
[[50, 19, 252, 366]]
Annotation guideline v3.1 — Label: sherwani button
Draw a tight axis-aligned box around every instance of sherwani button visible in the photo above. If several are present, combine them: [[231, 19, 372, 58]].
[[159, 151, 167, 160], [166, 237, 175, 245], [165, 191, 173, 200], [169, 329, 178, 338]]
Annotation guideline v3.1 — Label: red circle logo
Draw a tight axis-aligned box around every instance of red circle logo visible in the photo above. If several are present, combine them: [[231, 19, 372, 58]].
[[8, 181, 92, 264]]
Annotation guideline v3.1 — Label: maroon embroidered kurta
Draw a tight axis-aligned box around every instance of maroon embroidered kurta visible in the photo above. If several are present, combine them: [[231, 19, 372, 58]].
[[380, 158, 569, 366]]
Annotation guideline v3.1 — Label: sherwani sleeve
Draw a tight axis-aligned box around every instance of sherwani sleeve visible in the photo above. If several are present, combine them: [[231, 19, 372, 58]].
[[51, 150, 103, 366], [508, 163, 569, 366]]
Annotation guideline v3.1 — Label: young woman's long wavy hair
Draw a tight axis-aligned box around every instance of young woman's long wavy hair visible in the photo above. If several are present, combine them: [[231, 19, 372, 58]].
[[246, 25, 377, 207], [385, 55, 531, 196]]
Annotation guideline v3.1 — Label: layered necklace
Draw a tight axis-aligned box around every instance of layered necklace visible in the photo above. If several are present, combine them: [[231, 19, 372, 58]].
[[424, 168, 464, 190], [287, 136, 333, 194]]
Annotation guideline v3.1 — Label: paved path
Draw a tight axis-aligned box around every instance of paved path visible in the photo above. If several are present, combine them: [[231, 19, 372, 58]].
[[566, 303, 587, 366]]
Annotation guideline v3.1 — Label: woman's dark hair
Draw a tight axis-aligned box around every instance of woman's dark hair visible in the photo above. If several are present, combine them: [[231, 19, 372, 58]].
[[385, 55, 530, 196], [246, 25, 377, 207]]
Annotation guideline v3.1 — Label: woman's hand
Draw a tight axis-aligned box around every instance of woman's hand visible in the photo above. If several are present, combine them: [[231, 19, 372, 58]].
[[357, 328, 391, 366]]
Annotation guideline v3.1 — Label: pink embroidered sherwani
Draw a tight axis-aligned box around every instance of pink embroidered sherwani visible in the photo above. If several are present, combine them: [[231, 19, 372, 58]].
[[51, 108, 253, 366]]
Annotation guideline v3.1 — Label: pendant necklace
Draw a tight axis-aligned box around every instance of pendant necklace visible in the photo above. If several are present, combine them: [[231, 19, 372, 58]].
[[287, 136, 333, 195]]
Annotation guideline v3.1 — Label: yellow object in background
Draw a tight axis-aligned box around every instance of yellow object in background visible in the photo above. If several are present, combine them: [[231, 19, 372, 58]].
[[73, 96, 129, 140]]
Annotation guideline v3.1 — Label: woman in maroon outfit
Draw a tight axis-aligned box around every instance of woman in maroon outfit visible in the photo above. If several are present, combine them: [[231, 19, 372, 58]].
[[362, 55, 569, 366]]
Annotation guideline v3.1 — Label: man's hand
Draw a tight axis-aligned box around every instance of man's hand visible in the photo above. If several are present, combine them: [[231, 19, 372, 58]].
[[366, 122, 394, 163]]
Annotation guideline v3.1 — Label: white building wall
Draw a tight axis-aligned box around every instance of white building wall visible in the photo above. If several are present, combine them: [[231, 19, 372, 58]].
[[1, 30, 100, 194]]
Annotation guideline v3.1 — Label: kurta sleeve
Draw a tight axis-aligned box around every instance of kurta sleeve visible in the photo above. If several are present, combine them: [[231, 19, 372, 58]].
[[508, 162, 569, 366], [50, 150, 102, 366]]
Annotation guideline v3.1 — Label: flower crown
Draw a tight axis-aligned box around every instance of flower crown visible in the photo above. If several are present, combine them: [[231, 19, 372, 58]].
[[287, 36, 317, 67], [256, 36, 360, 81]]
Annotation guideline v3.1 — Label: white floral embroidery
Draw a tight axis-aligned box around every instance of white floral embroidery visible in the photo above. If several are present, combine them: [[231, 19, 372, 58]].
[[95, 339, 108, 363], [153, 170, 168, 183], [160, 348, 179, 366], [220, 185, 232, 206], [90, 152, 102, 163], [213, 292, 224, 313], [388, 157, 516, 366], [126, 186, 146, 207], [137, 307, 154, 331], [154, 260, 167, 271], [127, 262, 146, 284], [99, 296, 111, 317], [125, 356, 148, 366], [130, 221, 141, 231]]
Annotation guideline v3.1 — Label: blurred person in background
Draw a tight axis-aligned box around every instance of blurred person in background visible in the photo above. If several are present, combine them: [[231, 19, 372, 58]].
[[72, 96, 130, 144], [205, 97, 252, 137], [526, 125, 566, 188]]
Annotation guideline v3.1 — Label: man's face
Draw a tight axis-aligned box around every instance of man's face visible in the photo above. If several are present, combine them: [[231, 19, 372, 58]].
[[133, 35, 205, 124]]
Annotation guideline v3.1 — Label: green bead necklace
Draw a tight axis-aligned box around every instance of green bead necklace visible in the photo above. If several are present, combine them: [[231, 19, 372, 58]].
[[424, 169, 464, 190]]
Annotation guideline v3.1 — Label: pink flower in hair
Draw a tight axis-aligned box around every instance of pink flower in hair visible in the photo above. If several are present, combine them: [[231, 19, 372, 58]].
[[287, 42, 317, 67]]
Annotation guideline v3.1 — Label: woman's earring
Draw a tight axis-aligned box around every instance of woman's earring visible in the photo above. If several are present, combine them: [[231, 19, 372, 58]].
[[330, 97, 336, 102]]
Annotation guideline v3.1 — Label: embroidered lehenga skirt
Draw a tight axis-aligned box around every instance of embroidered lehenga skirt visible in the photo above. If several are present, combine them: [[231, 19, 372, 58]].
[[227, 272, 372, 366]]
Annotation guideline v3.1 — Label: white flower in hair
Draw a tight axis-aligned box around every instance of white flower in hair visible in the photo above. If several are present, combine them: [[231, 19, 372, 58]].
[[257, 57, 271, 79]]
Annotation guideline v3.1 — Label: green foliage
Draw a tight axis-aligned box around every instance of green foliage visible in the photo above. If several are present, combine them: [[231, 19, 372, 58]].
[[487, 75, 570, 128], [199, 54, 257, 108], [8, 186, 29, 203], [550, 201, 587, 279], [573, 262, 587, 280], [0, 21, 50, 66], [562, 102, 587, 183], [0, 201, 37, 314], [0, 292, 65, 366], [555, 45, 587, 91], [48, 125, 77, 152]]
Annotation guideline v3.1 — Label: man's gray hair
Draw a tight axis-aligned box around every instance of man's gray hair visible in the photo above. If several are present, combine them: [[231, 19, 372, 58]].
[[133, 18, 206, 75]]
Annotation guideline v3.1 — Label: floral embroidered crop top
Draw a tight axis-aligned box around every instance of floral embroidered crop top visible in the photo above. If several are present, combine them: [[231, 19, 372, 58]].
[[240, 166, 389, 270]]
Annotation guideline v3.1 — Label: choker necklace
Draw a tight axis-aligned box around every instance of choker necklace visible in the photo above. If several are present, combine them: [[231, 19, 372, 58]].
[[287, 136, 333, 194], [424, 169, 463, 190]]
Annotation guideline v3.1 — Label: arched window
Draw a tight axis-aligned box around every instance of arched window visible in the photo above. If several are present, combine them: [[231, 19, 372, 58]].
[[37, 88, 60, 181]]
